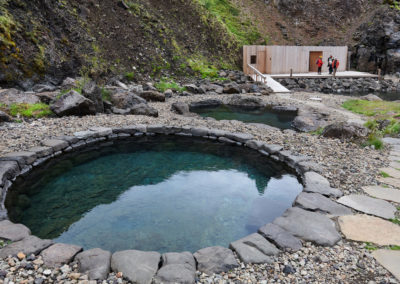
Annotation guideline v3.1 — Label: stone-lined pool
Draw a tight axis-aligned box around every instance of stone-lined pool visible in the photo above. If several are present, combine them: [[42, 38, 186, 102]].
[[6, 136, 302, 253], [192, 105, 297, 129]]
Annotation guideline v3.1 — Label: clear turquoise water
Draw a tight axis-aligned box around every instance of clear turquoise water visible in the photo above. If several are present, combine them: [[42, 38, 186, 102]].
[[7, 137, 302, 253], [192, 105, 297, 129]]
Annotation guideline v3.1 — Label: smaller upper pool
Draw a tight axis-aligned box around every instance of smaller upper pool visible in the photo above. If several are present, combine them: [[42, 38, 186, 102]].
[[192, 105, 297, 129]]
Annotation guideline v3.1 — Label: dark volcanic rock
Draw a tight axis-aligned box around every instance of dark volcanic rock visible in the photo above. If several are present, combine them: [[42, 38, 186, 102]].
[[322, 122, 370, 141], [110, 91, 146, 109], [82, 80, 104, 113], [189, 99, 222, 110], [130, 103, 158, 117], [139, 90, 166, 102], [0, 111, 12, 123], [0, 89, 41, 105], [171, 102, 190, 115], [227, 95, 264, 108], [50, 90, 96, 117]]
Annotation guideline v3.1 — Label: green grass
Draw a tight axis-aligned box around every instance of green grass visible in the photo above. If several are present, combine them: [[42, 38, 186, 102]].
[[101, 87, 111, 101], [197, 0, 262, 45], [390, 245, 400, 250], [309, 127, 324, 136], [364, 242, 378, 251], [390, 218, 400, 225], [342, 100, 400, 118], [362, 133, 384, 150], [380, 171, 391, 178], [125, 72, 135, 82], [154, 78, 186, 93], [187, 58, 219, 79], [9, 103, 52, 118]]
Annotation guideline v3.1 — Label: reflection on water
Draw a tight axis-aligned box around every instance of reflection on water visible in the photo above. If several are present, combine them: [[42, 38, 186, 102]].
[[192, 105, 297, 129], [6, 136, 302, 253]]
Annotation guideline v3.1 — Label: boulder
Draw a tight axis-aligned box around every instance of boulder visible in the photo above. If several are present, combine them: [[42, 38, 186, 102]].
[[0, 220, 31, 241], [0, 151, 37, 167], [111, 250, 160, 284], [61, 77, 77, 90], [50, 90, 96, 116], [32, 84, 56, 93], [360, 94, 383, 101], [189, 99, 222, 110], [273, 207, 341, 246], [295, 192, 352, 216], [110, 91, 146, 109], [292, 115, 320, 132], [223, 83, 241, 94], [322, 122, 369, 141], [139, 91, 165, 102], [0, 236, 53, 259], [0, 89, 41, 105], [184, 84, 205, 94], [227, 95, 264, 108], [229, 233, 279, 264], [258, 223, 302, 251], [0, 111, 12, 123], [171, 102, 190, 115], [194, 246, 238, 275], [75, 248, 111, 280], [0, 161, 19, 187], [153, 252, 196, 284], [82, 80, 104, 113], [40, 243, 82, 267], [130, 103, 158, 117], [303, 171, 343, 197]]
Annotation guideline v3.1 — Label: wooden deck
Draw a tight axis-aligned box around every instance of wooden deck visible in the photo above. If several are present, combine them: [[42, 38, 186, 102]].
[[270, 71, 379, 79]]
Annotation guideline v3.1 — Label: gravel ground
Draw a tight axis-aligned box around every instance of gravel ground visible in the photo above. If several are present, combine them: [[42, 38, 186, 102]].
[[0, 92, 398, 284]]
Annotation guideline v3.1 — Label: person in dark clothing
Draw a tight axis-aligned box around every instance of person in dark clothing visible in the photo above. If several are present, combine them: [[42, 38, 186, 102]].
[[328, 55, 333, 74], [316, 56, 323, 75]]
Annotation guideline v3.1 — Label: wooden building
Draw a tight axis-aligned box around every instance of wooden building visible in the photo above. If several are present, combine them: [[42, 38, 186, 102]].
[[243, 45, 348, 75]]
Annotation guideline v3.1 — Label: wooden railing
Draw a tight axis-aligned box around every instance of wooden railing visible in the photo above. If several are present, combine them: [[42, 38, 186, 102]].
[[247, 64, 268, 84]]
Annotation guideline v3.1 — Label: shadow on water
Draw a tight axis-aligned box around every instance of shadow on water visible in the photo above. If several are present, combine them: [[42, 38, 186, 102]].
[[6, 136, 302, 253], [192, 105, 297, 130]]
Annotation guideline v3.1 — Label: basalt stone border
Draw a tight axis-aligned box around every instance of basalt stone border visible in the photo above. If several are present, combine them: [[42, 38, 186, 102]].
[[0, 125, 348, 284]]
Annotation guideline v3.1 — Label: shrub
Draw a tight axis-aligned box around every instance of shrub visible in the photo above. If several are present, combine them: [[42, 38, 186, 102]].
[[155, 78, 185, 92]]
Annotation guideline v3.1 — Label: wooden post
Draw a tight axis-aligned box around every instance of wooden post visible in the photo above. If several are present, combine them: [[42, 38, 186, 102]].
[[290, 69, 293, 78], [378, 69, 382, 81], [333, 68, 336, 78]]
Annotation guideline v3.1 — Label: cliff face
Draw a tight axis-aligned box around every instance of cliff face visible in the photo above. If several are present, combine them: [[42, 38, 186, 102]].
[[0, 0, 239, 88], [0, 0, 399, 88]]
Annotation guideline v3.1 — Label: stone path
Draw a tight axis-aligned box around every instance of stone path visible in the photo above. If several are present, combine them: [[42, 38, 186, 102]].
[[337, 138, 400, 281]]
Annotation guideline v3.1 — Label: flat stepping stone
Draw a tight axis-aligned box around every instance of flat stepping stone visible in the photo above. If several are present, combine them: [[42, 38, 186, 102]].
[[194, 246, 238, 275], [389, 161, 400, 169], [75, 248, 111, 280], [229, 233, 279, 264], [40, 243, 82, 267], [295, 192, 352, 216], [372, 249, 400, 281], [0, 236, 53, 259], [111, 250, 160, 284], [273, 207, 341, 246], [0, 220, 31, 241], [258, 223, 302, 251], [378, 177, 400, 188], [338, 215, 400, 246], [303, 172, 343, 197], [154, 252, 196, 284], [383, 137, 400, 145], [380, 167, 400, 179], [388, 155, 400, 162], [363, 186, 400, 203], [337, 194, 396, 219]]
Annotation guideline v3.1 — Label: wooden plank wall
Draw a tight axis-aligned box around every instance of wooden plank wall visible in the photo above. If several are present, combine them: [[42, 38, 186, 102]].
[[243, 45, 267, 74], [244, 46, 348, 75]]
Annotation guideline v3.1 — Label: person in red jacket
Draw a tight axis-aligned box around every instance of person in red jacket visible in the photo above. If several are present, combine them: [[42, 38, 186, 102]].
[[332, 58, 339, 76], [316, 56, 323, 75]]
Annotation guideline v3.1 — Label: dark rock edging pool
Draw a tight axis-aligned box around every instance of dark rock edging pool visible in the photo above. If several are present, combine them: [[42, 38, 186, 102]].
[[0, 125, 346, 284]]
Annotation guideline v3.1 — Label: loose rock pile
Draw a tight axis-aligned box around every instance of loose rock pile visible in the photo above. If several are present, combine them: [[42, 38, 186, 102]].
[[277, 77, 400, 94]]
